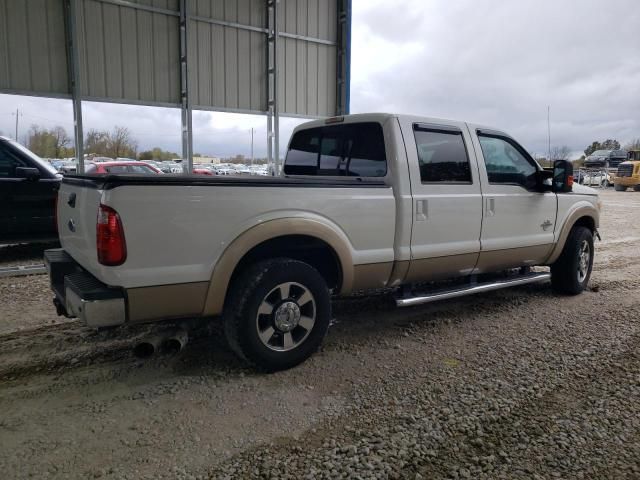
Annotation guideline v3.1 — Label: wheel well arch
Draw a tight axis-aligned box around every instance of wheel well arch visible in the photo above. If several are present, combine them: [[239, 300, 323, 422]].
[[229, 235, 343, 294], [572, 215, 596, 233], [202, 218, 354, 316], [546, 209, 598, 265]]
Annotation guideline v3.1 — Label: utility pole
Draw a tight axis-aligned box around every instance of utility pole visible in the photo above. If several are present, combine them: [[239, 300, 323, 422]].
[[250, 128, 254, 167], [12, 108, 22, 143], [547, 105, 551, 162]]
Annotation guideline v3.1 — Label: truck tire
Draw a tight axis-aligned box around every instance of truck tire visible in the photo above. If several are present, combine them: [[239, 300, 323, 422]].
[[222, 258, 331, 371], [551, 226, 594, 295], [615, 184, 626, 191]]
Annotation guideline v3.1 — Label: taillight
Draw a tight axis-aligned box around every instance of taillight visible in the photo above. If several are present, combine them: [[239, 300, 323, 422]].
[[567, 175, 574, 187], [97, 204, 127, 266]]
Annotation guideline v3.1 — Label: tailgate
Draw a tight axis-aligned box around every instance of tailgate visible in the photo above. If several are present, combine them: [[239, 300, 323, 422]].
[[56, 178, 104, 275]]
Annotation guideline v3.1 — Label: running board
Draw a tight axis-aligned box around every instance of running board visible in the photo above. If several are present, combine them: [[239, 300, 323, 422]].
[[396, 272, 551, 307]]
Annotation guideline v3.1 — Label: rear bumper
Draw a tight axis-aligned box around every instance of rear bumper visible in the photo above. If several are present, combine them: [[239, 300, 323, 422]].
[[44, 249, 126, 328]]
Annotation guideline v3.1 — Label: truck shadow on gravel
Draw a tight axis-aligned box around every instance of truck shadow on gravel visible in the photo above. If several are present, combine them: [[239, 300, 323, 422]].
[[0, 241, 59, 264], [0, 282, 571, 386]]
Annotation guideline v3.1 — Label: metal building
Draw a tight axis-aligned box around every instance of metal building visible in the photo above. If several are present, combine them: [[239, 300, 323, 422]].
[[0, 0, 351, 173]]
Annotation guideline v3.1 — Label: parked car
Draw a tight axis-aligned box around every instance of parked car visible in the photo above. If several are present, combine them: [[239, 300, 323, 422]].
[[0, 136, 60, 244], [46, 113, 600, 371], [192, 168, 215, 176], [59, 161, 77, 174], [584, 149, 627, 169], [84, 161, 161, 175], [577, 169, 611, 187], [154, 162, 174, 174], [584, 149, 627, 187]]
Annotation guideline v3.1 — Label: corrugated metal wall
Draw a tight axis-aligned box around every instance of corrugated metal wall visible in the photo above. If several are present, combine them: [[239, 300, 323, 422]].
[[188, 0, 266, 112], [0, 0, 344, 117], [279, 0, 337, 117], [0, 0, 70, 96], [76, 0, 181, 105]]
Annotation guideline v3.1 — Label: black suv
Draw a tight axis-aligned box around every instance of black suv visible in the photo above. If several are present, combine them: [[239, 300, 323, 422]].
[[0, 136, 61, 243], [584, 149, 628, 169]]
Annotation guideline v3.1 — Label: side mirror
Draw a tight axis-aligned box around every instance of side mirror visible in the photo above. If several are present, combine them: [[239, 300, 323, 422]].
[[553, 160, 573, 193], [535, 169, 554, 192], [15, 167, 41, 181]]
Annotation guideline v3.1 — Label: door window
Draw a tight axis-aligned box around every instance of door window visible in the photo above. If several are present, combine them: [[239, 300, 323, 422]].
[[413, 127, 471, 183], [0, 145, 26, 178], [478, 135, 538, 189]]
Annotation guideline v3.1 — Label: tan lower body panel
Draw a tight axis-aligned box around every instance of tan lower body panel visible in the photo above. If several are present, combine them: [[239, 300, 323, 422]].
[[351, 262, 394, 291], [474, 244, 553, 274], [126, 282, 209, 323], [405, 253, 479, 283]]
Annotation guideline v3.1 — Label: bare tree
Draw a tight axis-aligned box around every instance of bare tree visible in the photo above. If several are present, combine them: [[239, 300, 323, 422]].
[[550, 145, 571, 161], [625, 138, 640, 151], [85, 129, 110, 156], [52, 126, 71, 158], [27, 125, 72, 158], [28, 125, 50, 157], [108, 126, 137, 158]]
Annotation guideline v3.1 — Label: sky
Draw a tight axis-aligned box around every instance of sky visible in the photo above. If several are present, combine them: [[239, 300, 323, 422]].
[[1, 0, 639, 160]]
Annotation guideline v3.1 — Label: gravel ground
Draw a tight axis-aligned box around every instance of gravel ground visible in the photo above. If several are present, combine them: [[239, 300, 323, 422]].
[[1, 189, 640, 479]]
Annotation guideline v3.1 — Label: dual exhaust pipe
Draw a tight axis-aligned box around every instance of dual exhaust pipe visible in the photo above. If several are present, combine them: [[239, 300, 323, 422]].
[[133, 329, 188, 359]]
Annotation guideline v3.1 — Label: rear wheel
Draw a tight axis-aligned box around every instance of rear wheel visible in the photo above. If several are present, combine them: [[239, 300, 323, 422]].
[[223, 258, 331, 371], [551, 226, 594, 295], [615, 184, 626, 191]]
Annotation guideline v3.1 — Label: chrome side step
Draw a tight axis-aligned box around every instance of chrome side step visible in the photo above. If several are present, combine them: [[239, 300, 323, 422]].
[[396, 272, 551, 307]]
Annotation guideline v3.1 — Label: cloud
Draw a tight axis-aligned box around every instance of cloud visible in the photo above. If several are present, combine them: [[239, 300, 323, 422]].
[[1, 0, 639, 159], [350, 0, 640, 155]]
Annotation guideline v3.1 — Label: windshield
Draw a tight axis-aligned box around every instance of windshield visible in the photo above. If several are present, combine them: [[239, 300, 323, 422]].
[[590, 150, 611, 157], [7, 139, 59, 175]]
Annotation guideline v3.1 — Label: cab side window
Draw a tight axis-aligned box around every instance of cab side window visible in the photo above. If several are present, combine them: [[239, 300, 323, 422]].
[[478, 135, 537, 189]]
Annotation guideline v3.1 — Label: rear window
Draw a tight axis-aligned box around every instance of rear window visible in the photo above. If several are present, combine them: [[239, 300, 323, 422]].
[[284, 122, 387, 177]]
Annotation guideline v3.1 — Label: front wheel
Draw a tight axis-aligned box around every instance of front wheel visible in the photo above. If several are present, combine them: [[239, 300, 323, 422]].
[[223, 258, 331, 371], [551, 226, 594, 295], [615, 184, 626, 191]]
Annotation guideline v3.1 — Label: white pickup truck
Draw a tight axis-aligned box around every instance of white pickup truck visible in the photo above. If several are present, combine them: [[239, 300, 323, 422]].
[[46, 113, 600, 370]]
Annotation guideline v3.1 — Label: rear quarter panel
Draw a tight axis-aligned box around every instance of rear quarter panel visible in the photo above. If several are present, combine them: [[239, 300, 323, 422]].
[[96, 184, 396, 289]]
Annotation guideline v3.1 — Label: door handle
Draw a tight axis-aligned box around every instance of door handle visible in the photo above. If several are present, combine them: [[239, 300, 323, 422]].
[[416, 199, 427, 221], [486, 198, 495, 217]]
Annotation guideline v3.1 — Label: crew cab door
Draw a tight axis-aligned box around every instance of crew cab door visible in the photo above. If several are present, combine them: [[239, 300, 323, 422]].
[[399, 118, 483, 282], [0, 141, 58, 240], [470, 128, 557, 271]]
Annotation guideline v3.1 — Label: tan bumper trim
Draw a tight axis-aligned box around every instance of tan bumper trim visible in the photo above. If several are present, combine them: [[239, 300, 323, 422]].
[[127, 282, 209, 323]]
